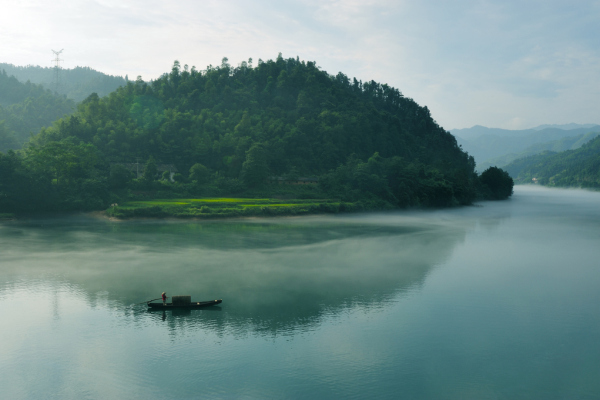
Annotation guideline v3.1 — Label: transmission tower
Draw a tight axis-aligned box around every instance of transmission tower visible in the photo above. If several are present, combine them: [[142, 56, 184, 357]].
[[51, 49, 64, 93]]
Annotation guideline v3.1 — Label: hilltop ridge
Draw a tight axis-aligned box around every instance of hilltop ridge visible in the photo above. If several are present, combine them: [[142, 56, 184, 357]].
[[451, 123, 599, 140], [0, 63, 127, 102]]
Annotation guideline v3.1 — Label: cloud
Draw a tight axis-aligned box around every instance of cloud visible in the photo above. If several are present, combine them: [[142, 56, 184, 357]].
[[0, 0, 599, 129]]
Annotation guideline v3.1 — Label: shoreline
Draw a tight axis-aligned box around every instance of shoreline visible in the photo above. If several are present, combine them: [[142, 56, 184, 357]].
[[86, 209, 340, 223], [1, 196, 523, 223], [103, 198, 361, 220]]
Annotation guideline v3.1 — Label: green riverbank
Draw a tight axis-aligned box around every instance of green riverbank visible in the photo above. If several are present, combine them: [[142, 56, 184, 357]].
[[105, 198, 361, 219]]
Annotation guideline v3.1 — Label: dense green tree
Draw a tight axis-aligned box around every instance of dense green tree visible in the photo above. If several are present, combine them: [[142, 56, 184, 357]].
[[0, 120, 19, 153], [189, 163, 210, 183], [0, 150, 55, 212], [240, 143, 269, 188], [25, 138, 100, 187], [0, 138, 109, 212], [143, 157, 158, 181], [110, 164, 134, 189], [320, 152, 467, 207], [479, 166, 514, 200]]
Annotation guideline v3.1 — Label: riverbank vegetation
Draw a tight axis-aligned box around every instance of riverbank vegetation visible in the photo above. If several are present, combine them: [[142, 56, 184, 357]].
[[106, 198, 356, 219], [0, 55, 512, 217]]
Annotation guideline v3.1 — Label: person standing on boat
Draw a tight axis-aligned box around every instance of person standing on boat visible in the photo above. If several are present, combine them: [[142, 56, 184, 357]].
[[162, 292, 167, 306]]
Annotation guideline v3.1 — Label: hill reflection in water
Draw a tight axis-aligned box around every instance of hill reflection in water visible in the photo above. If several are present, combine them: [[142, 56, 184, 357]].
[[0, 213, 475, 337]]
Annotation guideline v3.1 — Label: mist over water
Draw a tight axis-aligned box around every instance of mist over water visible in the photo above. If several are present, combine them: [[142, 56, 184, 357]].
[[2, 186, 600, 399]]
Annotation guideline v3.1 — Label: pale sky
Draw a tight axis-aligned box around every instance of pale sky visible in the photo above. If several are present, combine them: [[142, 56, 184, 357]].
[[1, 0, 599, 130]]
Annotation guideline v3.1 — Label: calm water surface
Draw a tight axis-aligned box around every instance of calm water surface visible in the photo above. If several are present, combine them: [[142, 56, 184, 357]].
[[1, 186, 600, 399]]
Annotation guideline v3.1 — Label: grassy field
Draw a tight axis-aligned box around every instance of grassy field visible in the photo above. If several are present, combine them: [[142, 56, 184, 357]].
[[106, 198, 356, 219]]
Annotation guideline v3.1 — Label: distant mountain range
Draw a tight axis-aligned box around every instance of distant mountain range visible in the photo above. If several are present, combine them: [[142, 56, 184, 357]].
[[530, 123, 599, 131], [450, 124, 600, 171], [451, 123, 600, 140], [0, 63, 127, 102], [477, 131, 600, 172]]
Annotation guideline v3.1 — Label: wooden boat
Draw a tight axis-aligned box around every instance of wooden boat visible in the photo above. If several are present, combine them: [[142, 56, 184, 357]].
[[148, 299, 222, 309]]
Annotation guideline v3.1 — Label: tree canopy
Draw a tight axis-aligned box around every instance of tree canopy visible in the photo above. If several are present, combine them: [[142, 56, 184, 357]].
[[478, 166, 514, 200]]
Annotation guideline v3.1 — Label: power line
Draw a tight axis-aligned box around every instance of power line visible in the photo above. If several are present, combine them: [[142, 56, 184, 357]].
[[51, 49, 64, 93]]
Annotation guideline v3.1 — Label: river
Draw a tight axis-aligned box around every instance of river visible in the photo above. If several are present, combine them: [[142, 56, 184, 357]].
[[1, 186, 599, 399]]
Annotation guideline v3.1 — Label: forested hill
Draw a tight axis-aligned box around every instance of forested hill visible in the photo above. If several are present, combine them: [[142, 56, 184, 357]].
[[35, 56, 472, 178], [0, 70, 75, 152], [476, 131, 600, 172], [505, 135, 600, 188], [0, 63, 126, 102], [1, 55, 513, 213]]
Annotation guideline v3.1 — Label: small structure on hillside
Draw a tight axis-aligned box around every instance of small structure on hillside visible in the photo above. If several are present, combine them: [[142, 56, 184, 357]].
[[111, 162, 178, 182], [268, 176, 319, 185]]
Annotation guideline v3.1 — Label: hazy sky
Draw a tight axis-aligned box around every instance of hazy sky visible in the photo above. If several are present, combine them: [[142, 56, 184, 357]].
[[1, 0, 599, 130]]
